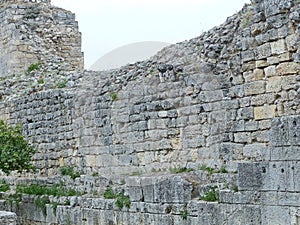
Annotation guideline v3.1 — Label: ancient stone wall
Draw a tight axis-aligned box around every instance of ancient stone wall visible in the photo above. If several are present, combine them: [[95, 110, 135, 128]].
[[0, 211, 17, 225], [0, 0, 83, 77], [0, 0, 299, 224]]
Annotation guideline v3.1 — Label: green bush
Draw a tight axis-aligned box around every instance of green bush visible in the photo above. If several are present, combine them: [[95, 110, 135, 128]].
[[115, 192, 131, 210], [16, 183, 80, 197], [103, 187, 116, 199], [0, 120, 36, 175], [0, 180, 10, 192]]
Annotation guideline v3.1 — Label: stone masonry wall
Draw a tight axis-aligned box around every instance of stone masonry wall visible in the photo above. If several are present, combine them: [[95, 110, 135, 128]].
[[0, 0, 84, 77], [0, 0, 299, 224]]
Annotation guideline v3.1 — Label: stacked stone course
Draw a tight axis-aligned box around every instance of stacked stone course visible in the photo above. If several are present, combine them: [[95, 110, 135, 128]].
[[0, 0, 299, 224]]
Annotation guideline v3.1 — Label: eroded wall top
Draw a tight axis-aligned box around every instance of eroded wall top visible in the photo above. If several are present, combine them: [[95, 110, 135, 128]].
[[0, 0, 83, 77]]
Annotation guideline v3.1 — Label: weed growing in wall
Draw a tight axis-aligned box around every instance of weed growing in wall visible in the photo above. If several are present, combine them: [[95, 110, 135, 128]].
[[60, 166, 81, 180], [109, 92, 118, 101], [180, 208, 188, 220], [200, 186, 219, 202], [198, 165, 215, 175], [103, 187, 116, 199], [35, 196, 50, 216], [115, 192, 131, 210], [10, 183, 82, 216], [0, 120, 36, 175], [56, 78, 68, 88], [26, 62, 41, 75], [103, 187, 131, 210], [169, 167, 194, 174], [233, 185, 239, 192]]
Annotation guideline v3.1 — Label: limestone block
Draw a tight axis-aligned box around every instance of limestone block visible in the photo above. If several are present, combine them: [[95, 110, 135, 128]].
[[266, 76, 281, 92], [243, 143, 267, 160], [234, 132, 252, 143], [261, 206, 291, 225], [278, 52, 291, 62], [139, 176, 192, 203], [270, 115, 300, 147], [262, 161, 298, 192], [276, 62, 300, 75], [220, 143, 244, 161], [220, 204, 261, 225], [199, 90, 223, 103], [243, 71, 254, 82], [253, 68, 265, 80], [195, 202, 221, 224], [256, 59, 268, 68], [254, 105, 276, 120], [264, 65, 276, 77], [244, 120, 258, 131], [244, 81, 265, 96], [238, 162, 268, 191], [281, 75, 296, 90], [237, 107, 254, 120], [270, 39, 286, 55], [255, 43, 272, 60], [241, 50, 255, 62], [286, 34, 298, 52], [0, 211, 17, 225], [125, 178, 143, 202]]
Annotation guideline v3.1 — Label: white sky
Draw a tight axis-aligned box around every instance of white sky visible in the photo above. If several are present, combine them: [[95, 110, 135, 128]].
[[51, 0, 251, 69]]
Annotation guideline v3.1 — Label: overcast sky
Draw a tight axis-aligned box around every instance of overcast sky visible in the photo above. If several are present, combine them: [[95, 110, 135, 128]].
[[51, 0, 250, 68]]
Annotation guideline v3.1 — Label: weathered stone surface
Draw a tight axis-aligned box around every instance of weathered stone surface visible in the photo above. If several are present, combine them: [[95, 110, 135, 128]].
[[0, 211, 17, 225], [254, 105, 276, 120], [0, 0, 299, 224]]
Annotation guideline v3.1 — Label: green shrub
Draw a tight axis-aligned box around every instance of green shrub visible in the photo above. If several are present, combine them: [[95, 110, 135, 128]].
[[60, 166, 81, 180], [0, 180, 10, 192], [13, 183, 81, 216], [0, 120, 36, 175], [16, 183, 80, 197], [103, 187, 116, 199], [115, 192, 131, 210]]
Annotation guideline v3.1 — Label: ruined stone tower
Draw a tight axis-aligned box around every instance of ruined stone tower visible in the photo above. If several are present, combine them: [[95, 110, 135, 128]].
[[0, 0, 84, 77]]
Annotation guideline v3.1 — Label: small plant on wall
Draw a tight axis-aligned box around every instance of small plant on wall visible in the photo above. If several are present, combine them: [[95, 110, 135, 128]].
[[26, 62, 41, 75], [0, 120, 36, 175]]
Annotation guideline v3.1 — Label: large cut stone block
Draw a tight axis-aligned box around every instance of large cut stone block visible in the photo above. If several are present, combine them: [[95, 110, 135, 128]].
[[254, 105, 276, 120], [238, 162, 268, 191]]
